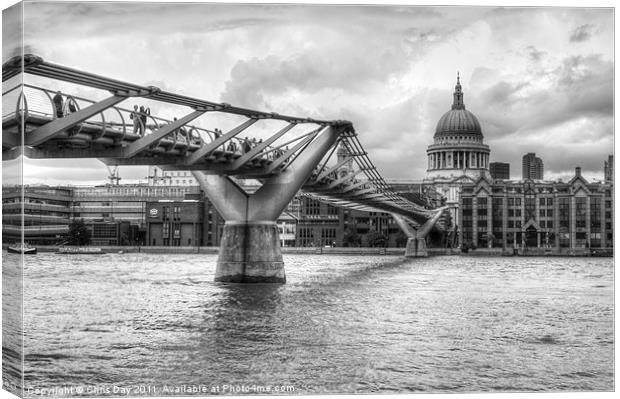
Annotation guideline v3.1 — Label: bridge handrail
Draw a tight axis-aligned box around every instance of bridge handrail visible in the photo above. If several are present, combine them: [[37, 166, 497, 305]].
[[7, 83, 283, 158], [3, 54, 352, 128]]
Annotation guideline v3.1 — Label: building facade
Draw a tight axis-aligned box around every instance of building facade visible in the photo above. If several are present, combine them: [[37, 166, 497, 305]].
[[604, 154, 613, 182], [459, 167, 613, 251], [490, 162, 510, 180], [522, 153, 544, 180], [146, 200, 204, 247], [2, 185, 73, 245]]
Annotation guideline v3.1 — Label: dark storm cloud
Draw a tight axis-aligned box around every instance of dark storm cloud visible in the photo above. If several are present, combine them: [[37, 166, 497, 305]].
[[569, 23, 596, 42]]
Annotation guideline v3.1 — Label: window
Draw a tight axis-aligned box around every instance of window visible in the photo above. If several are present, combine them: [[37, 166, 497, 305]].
[[492, 198, 503, 229], [575, 197, 586, 228], [525, 196, 536, 221], [590, 197, 601, 230], [298, 227, 315, 246], [321, 228, 337, 246], [163, 223, 170, 238], [559, 198, 570, 229], [304, 198, 321, 216]]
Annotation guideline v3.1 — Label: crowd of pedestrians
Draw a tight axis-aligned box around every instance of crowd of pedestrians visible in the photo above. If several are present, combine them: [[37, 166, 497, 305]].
[[49, 93, 292, 166]]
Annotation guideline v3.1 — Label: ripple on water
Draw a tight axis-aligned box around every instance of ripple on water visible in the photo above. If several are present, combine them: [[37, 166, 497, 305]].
[[8, 254, 613, 394]]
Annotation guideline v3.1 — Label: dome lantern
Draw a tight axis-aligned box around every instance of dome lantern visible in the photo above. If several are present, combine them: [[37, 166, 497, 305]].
[[452, 72, 465, 110]]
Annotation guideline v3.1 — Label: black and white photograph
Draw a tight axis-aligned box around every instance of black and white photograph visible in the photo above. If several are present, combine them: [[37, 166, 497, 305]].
[[1, 0, 615, 397]]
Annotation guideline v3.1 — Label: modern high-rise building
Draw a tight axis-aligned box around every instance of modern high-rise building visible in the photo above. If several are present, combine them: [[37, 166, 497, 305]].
[[604, 155, 613, 182], [522, 153, 544, 180], [490, 162, 510, 180]]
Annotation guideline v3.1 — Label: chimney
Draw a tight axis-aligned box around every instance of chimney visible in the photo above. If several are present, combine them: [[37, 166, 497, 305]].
[[575, 166, 581, 177]]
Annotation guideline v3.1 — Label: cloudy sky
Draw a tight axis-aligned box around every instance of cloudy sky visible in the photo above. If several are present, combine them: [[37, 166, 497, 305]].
[[1, 0, 614, 185]]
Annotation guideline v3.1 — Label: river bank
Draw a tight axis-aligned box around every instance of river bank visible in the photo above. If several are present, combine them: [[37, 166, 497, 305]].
[[4, 244, 612, 257]]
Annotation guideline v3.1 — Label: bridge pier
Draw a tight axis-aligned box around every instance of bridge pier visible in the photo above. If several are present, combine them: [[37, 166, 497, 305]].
[[392, 209, 446, 258], [193, 125, 343, 283], [404, 237, 428, 257], [216, 221, 285, 283]]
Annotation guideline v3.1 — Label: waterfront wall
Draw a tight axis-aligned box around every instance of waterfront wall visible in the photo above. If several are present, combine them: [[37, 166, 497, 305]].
[[4, 245, 611, 257]]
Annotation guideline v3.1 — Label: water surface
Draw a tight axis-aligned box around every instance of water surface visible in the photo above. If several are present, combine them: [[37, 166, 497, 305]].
[[3, 253, 614, 395]]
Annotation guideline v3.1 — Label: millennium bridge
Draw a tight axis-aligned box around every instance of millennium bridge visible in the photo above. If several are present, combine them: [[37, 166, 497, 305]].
[[3, 54, 446, 283]]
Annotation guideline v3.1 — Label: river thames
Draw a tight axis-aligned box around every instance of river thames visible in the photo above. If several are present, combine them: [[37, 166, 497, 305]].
[[3, 253, 614, 395]]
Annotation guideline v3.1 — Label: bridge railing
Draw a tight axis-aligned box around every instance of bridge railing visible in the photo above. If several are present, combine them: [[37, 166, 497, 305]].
[[3, 83, 286, 160]]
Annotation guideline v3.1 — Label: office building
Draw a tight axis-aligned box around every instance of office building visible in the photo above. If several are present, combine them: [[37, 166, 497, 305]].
[[490, 162, 510, 180], [604, 155, 613, 182], [2, 185, 73, 245], [522, 153, 544, 180], [459, 167, 613, 251]]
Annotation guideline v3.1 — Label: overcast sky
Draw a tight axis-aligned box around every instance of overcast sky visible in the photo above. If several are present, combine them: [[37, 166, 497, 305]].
[[1, 1, 614, 185]]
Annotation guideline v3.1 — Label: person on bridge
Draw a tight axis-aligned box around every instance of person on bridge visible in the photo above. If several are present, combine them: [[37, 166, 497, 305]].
[[130, 105, 141, 135], [179, 123, 188, 142], [139, 106, 149, 136], [226, 140, 237, 153], [242, 137, 251, 153], [52, 91, 64, 118], [67, 99, 77, 113]]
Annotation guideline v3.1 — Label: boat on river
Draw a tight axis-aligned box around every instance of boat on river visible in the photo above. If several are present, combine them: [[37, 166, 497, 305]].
[[7, 244, 37, 255]]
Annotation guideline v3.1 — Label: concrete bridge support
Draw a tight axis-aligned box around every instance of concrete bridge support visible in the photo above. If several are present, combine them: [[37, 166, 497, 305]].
[[392, 209, 445, 258], [405, 237, 428, 257], [193, 126, 341, 283]]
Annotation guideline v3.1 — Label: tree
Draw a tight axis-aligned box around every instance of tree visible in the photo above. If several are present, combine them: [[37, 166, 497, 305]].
[[395, 231, 409, 248], [68, 219, 91, 246], [342, 228, 361, 247], [366, 229, 388, 248]]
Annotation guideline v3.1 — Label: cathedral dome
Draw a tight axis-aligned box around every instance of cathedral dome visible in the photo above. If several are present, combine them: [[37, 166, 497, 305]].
[[434, 108, 482, 138], [433, 73, 483, 139], [425, 73, 491, 181]]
